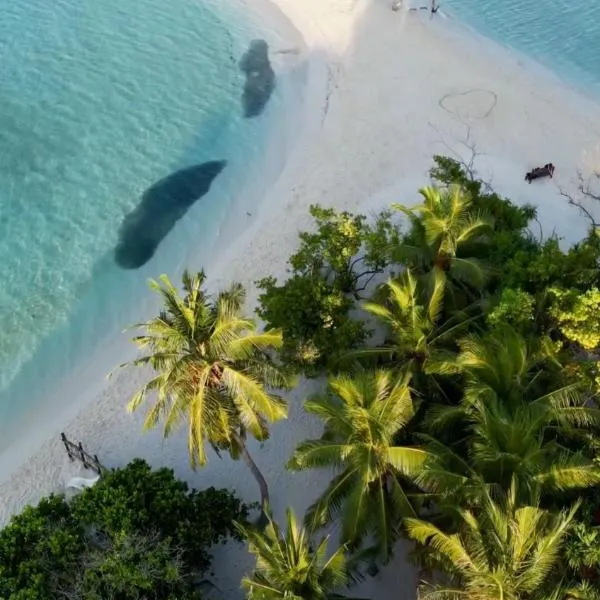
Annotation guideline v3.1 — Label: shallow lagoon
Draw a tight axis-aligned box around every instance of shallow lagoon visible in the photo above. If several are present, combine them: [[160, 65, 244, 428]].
[[0, 0, 286, 430]]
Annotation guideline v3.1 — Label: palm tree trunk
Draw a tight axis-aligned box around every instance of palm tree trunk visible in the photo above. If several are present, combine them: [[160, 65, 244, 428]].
[[233, 433, 270, 510]]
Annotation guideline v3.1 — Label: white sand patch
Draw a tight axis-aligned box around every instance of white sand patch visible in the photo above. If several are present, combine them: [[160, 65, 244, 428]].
[[1, 0, 600, 598]]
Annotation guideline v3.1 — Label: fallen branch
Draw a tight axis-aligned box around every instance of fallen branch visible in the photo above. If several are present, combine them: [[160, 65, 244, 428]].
[[558, 169, 600, 229]]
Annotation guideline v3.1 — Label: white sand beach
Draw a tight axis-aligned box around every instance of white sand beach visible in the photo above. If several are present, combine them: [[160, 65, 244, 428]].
[[1, 0, 600, 597]]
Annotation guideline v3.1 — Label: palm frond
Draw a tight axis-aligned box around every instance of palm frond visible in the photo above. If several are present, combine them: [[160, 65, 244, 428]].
[[304, 469, 357, 533], [534, 453, 600, 491], [405, 518, 475, 573], [122, 271, 293, 469], [385, 446, 429, 477]]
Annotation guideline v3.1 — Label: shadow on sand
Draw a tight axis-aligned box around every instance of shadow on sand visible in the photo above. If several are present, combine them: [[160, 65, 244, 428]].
[[115, 160, 227, 269], [240, 40, 276, 118]]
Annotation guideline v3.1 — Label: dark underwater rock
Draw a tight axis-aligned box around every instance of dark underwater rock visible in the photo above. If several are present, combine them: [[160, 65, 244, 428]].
[[239, 39, 276, 118], [115, 160, 226, 269]]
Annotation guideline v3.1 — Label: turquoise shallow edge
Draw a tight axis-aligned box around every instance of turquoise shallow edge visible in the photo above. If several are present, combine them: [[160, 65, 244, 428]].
[[0, 0, 288, 435], [442, 0, 600, 100]]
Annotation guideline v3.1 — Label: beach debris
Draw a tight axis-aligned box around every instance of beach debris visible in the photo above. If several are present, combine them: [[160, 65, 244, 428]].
[[60, 432, 105, 475], [525, 163, 556, 183], [274, 47, 300, 55], [66, 475, 100, 491]]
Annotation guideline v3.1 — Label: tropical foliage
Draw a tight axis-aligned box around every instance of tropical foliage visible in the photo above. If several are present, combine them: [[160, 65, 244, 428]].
[[6, 155, 600, 599], [424, 327, 600, 500], [277, 156, 600, 598], [393, 185, 492, 304], [256, 204, 400, 374], [406, 481, 579, 600], [122, 270, 291, 506], [239, 507, 359, 600], [0, 460, 247, 599], [356, 269, 472, 384], [550, 287, 600, 351], [288, 370, 427, 562]]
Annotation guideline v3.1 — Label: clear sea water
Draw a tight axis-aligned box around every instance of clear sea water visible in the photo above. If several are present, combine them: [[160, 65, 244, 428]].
[[0, 0, 291, 436], [443, 0, 600, 99]]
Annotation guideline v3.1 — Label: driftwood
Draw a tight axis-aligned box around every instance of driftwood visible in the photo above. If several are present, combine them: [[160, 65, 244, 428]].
[[60, 433, 105, 476], [525, 163, 555, 183]]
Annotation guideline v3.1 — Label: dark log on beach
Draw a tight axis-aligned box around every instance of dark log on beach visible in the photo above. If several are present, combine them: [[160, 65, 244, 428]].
[[59, 432, 105, 475], [114, 160, 227, 269], [524, 162, 555, 183], [239, 39, 276, 118]]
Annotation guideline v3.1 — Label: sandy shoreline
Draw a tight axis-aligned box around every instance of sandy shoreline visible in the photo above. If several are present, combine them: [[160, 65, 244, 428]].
[[2, 0, 600, 597]]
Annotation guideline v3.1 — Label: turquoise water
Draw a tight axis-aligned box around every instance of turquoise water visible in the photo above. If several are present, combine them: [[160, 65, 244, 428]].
[[443, 0, 600, 97], [0, 0, 286, 431]]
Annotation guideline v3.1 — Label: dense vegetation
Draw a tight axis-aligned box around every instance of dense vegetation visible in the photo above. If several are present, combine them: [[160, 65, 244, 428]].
[[250, 156, 600, 598], [0, 459, 248, 599], [3, 155, 600, 599]]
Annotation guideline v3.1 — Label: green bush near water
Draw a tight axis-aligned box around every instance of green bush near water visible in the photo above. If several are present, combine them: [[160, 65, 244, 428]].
[[0, 459, 248, 599]]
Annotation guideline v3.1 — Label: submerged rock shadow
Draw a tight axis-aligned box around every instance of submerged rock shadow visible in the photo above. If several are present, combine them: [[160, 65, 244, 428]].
[[115, 160, 227, 269], [239, 39, 276, 118]]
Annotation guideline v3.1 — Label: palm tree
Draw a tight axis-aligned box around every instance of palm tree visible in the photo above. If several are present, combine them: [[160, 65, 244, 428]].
[[122, 270, 292, 508], [405, 481, 579, 600], [425, 327, 600, 499], [567, 582, 600, 600], [239, 508, 361, 600], [287, 370, 428, 562], [356, 270, 475, 378], [450, 326, 576, 412], [393, 185, 492, 302]]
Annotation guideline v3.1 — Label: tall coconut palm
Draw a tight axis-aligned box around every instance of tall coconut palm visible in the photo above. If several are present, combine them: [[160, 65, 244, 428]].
[[122, 270, 292, 508], [393, 185, 492, 302], [452, 326, 577, 412], [239, 508, 362, 600], [405, 481, 579, 600], [287, 370, 428, 562], [356, 270, 475, 378], [425, 327, 600, 499]]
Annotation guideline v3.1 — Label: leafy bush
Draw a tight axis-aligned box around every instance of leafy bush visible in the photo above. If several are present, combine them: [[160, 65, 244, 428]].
[[549, 287, 600, 351], [256, 273, 368, 375], [72, 459, 246, 571], [290, 205, 400, 295], [256, 204, 400, 374], [0, 495, 84, 599], [0, 459, 248, 599], [487, 288, 535, 331], [565, 521, 600, 576]]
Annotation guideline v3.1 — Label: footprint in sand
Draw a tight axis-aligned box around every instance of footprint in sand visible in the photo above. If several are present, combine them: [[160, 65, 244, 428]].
[[274, 47, 301, 55]]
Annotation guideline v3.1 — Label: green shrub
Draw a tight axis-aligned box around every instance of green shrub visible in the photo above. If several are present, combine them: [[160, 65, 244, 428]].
[[549, 287, 600, 351], [256, 204, 399, 374], [487, 288, 535, 331], [0, 459, 248, 599]]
